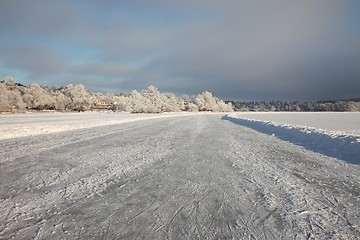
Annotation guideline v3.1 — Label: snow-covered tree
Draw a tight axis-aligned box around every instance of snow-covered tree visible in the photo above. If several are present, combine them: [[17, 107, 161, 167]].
[[60, 84, 93, 111], [193, 91, 233, 112], [126, 86, 181, 113], [161, 93, 181, 112], [4, 76, 16, 86], [127, 90, 146, 113], [22, 83, 55, 110], [0, 81, 26, 112], [141, 86, 162, 113], [187, 102, 199, 112]]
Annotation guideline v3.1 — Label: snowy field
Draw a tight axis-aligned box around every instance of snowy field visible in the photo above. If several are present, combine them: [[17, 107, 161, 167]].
[[228, 112, 360, 134], [1, 112, 360, 239], [226, 112, 360, 164], [0, 111, 207, 140]]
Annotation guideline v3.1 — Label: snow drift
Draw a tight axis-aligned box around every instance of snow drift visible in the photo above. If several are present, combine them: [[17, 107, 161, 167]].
[[223, 114, 360, 164]]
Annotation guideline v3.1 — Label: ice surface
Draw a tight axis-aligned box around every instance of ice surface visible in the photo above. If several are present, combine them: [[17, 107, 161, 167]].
[[0, 111, 204, 140], [1, 114, 359, 239], [225, 112, 360, 164]]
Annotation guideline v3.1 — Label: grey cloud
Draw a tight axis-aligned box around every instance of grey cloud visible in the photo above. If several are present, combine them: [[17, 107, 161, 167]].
[[1, 1, 359, 100], [0, 1, 80, 36], [71, 63, 138, 78], [0, 45, 68, 79], [129, 0, 360, 100]]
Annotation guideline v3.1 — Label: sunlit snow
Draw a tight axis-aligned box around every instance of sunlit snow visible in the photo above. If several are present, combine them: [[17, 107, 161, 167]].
[[225, 112, 360, 164]]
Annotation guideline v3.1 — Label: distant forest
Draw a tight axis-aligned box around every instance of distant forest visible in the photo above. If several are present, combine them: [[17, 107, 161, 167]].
[[228, 99, 360, 112], [1, 76, 359, 113]]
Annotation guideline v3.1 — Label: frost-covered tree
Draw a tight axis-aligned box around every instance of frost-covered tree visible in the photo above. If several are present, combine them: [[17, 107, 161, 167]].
[[179, 95, 189, 111], [141, 86, 162, 113], [187, 102, 199, 112], [0, 83, 9, 111], [160, 92, 181, 112], [53, 90, 71, 111], [126, 90, 145, 113], [0, 81, 26, 112], [4, 76, 16, 86], [112, 95, 127, 111], [60, 84, 93, 111], [0, 77, 26, 112], [22, 83, 55, 110], [126, 86, 181, 113], [193, 91, 233, 112]]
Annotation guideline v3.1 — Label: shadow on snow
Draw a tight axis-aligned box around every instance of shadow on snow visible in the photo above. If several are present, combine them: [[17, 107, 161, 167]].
[[222, 115, 359, 165]]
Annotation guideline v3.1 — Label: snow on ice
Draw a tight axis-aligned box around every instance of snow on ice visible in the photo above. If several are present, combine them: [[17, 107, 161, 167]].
[[0, 111, 204, 140], [224, 112, 360, 164]]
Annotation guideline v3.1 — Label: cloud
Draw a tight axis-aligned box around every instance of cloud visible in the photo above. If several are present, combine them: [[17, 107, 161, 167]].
[[71, 63, 138, 78], [131, 0, 360, 100], [0, 1, 80, 36], [0, 45, 68, 78], [0, 0, 359, 100]]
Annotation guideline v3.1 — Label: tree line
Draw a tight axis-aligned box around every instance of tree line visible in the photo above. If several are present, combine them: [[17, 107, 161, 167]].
[[229, 99, 360, 112], [0, 77, 233, 113], [1, 76, 359, 113]]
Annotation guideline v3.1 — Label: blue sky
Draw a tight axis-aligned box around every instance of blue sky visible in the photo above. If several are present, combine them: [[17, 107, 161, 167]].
[[1, 0, 359, 100]]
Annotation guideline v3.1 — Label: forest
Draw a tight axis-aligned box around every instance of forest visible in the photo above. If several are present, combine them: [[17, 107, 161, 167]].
[[0, 77, 232, 113], [1, 76, 359, 113], [229, 99, 360, 112]]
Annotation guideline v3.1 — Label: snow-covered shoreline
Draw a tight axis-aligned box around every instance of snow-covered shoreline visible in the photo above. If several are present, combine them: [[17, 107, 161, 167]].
[[224, 113, 360, 164]]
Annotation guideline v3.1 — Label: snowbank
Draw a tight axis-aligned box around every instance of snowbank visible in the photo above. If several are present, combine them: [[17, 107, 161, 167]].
[[224, 112, 360, 134], [223, 114, 360, 164]]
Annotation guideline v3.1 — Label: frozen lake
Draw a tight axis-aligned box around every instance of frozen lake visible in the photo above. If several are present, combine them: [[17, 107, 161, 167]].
[[0, 112, 206, 140], [1, 113, 359, 239], [232, 112, 360, 134], [1, 112, 359, 141]]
